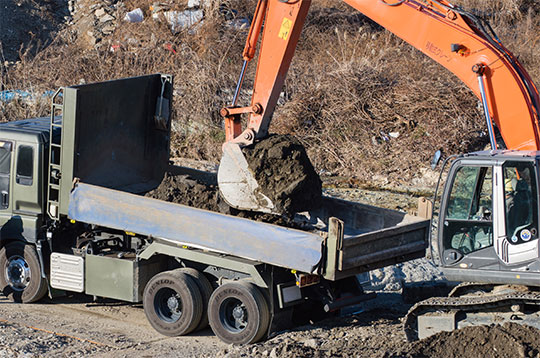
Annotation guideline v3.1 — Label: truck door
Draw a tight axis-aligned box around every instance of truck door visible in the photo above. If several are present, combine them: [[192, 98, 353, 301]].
[[0, 140, 13, 223], [493, 161, 539, 265], [440, 163, 499, 270]]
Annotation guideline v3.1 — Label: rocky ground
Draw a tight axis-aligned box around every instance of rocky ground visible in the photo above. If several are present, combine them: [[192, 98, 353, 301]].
[[1, 280, 539, 357]]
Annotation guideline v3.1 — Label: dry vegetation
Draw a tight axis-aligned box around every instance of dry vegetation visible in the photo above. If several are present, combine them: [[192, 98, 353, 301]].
[[1, 0, 539, 187]]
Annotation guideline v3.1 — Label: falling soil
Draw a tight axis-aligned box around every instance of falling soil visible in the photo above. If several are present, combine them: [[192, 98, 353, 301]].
[[242, 134, 322, 215], [146, 135, 322, 224]]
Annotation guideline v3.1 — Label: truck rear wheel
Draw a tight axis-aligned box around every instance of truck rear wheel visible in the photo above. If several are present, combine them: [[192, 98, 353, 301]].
[[143, 270, 203, 336], [208, 281, 270, 344], [0, 241, 48, 303], [177, 267, 214, 331]]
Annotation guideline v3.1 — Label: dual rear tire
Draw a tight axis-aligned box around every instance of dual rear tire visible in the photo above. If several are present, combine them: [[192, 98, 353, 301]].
[[143, 270, 204, 336], [143, 269, 270, 344], [208, 281, 270, 344]]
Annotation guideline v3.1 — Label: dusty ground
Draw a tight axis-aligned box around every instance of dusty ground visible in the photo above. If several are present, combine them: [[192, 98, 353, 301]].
[[2, 288, 540, 357], [0, 293, 225, 357]]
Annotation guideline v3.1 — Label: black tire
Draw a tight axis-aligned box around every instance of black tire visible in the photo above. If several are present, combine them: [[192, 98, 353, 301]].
[[177, 267, 214, 331], [208, 281, 270, 344], [143, 271, 203, 336], [0, 241, 48, 303]]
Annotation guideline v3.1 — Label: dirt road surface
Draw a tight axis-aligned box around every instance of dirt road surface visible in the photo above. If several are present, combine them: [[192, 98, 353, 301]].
[[3, 289, 539, 358], [0, 294, 225, 357]]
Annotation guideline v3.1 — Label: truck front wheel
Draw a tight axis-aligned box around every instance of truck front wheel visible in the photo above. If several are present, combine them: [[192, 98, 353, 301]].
[[143, 270, 203, 336], [0, 241, 48, 303], [208, 282, 270, 344]]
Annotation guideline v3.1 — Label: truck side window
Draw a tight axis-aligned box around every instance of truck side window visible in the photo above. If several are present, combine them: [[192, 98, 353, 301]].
[[503, 161, 537, 243], [443, 166, 493, 254], [16, 146, 33, 186]]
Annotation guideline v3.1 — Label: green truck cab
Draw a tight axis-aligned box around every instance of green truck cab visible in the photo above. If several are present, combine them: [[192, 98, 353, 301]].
[[0, 118, 49, 242]]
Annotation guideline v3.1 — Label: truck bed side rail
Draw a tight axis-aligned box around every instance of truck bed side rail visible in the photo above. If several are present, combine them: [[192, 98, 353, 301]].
[[323, 217, 429, 280]]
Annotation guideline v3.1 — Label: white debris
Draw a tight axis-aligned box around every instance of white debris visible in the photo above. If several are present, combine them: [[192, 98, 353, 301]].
[[364, 258, 445, 292], [124, 8, 144, 23], [100, 14, 115, 23], [228, 17, 250, 30], [164, 10, 203, 33], [95, 8, 106, 17]]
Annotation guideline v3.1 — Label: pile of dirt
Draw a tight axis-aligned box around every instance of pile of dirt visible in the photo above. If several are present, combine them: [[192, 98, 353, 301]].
[[243, 134, 322, 214], [144, 172, 306, 228], [401, 322, 540, 358], [218, 308, 540, 358], [144, 173, 226, 213]]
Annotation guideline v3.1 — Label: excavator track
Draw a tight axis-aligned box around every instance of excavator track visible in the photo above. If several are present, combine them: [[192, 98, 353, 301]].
[[404, 284, 540, 341]]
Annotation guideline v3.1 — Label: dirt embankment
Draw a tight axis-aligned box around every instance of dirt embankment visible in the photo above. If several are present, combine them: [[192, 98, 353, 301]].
[[0, 0, 69, 62], [5, 0, 539, 188]]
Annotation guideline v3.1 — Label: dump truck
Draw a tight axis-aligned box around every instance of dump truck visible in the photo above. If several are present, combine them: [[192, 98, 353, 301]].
[[0, 74, 428, 344]]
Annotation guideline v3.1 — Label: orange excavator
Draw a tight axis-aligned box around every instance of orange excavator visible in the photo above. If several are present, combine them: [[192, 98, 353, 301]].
[[217, 0, 540, 213], [217, 0, 540, 339]]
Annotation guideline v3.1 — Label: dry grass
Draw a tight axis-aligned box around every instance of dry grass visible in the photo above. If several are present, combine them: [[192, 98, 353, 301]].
[[1, 0, 539, 187]]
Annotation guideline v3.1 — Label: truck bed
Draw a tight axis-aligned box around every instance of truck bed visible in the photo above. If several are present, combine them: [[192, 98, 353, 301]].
[[68, 180, 429, 278]]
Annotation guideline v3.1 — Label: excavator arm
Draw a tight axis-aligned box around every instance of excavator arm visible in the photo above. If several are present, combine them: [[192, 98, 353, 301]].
[[218, 0, 540, 213]]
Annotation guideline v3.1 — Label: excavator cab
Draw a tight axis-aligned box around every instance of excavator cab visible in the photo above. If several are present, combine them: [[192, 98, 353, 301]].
[[437, 151, 540, 285]]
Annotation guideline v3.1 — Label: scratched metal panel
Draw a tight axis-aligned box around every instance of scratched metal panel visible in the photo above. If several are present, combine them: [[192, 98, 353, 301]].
[[68, 183, 324, 273], [58, 74, 172, 215]]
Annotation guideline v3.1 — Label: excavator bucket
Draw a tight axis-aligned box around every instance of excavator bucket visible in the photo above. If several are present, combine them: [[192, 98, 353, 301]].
[[218, 135, 323, 216], [217, 142, 277, 213]]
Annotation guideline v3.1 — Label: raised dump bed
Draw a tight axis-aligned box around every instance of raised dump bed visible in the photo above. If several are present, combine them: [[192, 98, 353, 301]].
[[48, 74, 172, 218]]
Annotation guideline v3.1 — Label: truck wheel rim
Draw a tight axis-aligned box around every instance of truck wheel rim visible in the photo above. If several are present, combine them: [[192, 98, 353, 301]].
[[219, 297, 248, 333], [154, 288, 182, 323], [5, 255, 31, 291]]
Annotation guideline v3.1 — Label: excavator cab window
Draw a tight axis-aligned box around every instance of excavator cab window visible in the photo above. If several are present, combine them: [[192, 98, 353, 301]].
[[442, 166, 493, 256], [503, 161, 538, 244]]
